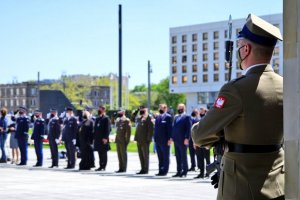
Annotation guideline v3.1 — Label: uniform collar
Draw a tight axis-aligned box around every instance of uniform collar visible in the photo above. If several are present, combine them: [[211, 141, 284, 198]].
[[244, 63, 273, 75]]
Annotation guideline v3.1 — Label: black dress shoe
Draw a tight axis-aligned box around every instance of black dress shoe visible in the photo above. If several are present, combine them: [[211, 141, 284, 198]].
[[64, 166, 74, 169], [136, 170, 148, 175], [194, 173, 204, 179], [188, 167, 195, 172], [33, 164, 42, 167], [156, 173, 167, 176], [0, 160, 7, 163], [172, 173, 181, 177], [115, 170, 126, 173], [95, 167, 105, 171], [17, 163, 26, 166], [180, 173, 187, 178]]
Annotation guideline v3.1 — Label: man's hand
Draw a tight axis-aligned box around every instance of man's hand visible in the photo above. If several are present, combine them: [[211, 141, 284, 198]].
[[211, 172, 219, 189], [184, 139, 189, 146], [167, 139, 172, 146], [72, 139, 76, 145], [55, 139, 60, 144], [102, 139, 108, 144]]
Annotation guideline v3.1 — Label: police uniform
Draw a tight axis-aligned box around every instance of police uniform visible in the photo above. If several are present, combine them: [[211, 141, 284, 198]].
[[115, 116, 131, 172], [192, 14, 284, 200], [31, 113, 45, 166], [48, 109, 61, 167], [62, 109, 78, 169], [134, 114, 154, 174], [15, 107, 30, 165]]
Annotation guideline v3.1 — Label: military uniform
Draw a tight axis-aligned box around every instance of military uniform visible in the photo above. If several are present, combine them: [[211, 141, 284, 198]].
[[192, 14, 284, 200], [31, 117, 46, 166], [48, 116, 61, 167], [115, 116, 131, 172], [15, 115, 30, 165], [134, 115, 154, 173]]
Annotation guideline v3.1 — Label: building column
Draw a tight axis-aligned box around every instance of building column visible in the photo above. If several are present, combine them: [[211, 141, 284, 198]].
[[283, 0, 300, 199]]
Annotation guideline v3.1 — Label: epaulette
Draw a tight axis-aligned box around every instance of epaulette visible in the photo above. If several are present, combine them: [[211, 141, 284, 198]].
[[230, 75, 246, 84]]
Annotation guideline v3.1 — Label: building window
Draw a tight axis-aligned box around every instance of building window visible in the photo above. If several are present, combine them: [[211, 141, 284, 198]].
[[182, 65, 187, 73], [182, 55, 187, 63], [192, 33, 197, 42], [202, 32, 208, 40], [225, 62, 230, 70], [22, 99, 26, 106], [172, 76, 177, 84], [192, 54, 197, 62], [172, 56, 177, 64], [182, 76, 188, 84], [225, 73, 229, 81], [273, 46, 279, 56], [16, 99, 19, 106], [172, 46, 177, 54], [203, 53, 208, 61], [213, 31, 219, 39], [192, 44, 197, 52], [213, 42, 219, 50], [172, 36, 177, 44], [10, 88, 13, 97], [203, 63, 208, 72], [192, 75, 197, 83], [203, 74, 208, 82], [224, 30, 228, 39], [213, 52, 219, 60], [10, 99, 14, 107], [192, 64, 197, 73], [273, 58, 280, 73], [31, 88, 36, 96], [236, 72, 242, 78], [22, 88, 26, 96], [214, 63, 219, 71], [172, 66, 177, 74], [214, 74, 219, 82], [203, 43, 208, 51], [182, 45, 187, 53], [182, 35, 187, 43], [4, 100, 7, 107]]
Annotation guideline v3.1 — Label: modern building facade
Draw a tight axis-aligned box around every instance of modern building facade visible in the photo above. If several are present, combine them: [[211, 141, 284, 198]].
[[169, 13, 283, 113], [0, 82, 39, 113], [87, 86, 110, 109]]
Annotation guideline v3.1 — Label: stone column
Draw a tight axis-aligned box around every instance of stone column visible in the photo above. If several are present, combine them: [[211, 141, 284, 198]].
[[284, 0, 300, 199]]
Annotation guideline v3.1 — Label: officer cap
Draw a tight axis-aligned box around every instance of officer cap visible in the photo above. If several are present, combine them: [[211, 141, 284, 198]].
[[237, 14, 283, 47], [50, 108, 58, 113], [65, 107, 73, 112], [18, 106, 27, 113]]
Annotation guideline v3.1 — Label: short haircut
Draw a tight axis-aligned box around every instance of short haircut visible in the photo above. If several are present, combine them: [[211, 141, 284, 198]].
[[99, 105, 106, 111]]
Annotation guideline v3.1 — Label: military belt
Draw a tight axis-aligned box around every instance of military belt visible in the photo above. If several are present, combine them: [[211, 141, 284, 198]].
[[227, 142, 282, 153]]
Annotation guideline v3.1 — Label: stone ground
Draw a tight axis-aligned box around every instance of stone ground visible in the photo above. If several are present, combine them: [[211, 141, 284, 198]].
[[0, 148, 217, 200]]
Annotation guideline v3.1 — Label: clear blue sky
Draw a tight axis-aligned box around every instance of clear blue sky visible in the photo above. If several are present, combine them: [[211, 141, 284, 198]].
[[0, 0, 282, 88]]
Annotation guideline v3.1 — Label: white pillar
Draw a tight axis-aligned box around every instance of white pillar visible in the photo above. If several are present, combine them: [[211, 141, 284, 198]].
[[284, 0, 300, 199]]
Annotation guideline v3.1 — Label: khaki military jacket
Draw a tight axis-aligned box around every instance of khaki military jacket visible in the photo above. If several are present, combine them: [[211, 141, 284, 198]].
[[115, 117, 131, 145], [192, 64, 284, 200]]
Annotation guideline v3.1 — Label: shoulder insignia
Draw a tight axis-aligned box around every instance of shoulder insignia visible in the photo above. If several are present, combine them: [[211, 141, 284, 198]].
[[214, 96, 227, 109]]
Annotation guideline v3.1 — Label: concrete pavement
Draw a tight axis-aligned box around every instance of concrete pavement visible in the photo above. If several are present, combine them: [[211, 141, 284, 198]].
[[0, 148, 217, 200]]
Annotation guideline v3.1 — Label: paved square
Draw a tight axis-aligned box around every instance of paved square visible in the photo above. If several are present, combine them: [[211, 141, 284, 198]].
[[0, 148, 217, 200]]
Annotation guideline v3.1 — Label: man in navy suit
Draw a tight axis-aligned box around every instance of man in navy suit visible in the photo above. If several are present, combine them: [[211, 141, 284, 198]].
[[188, 109, 201, 172], [154, 104, 173, 176], [172, 103, 192, 177], [31, 110, 46, 167]]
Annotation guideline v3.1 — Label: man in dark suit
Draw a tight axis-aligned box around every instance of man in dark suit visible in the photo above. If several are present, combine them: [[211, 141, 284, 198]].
[[15, 107, 30, 166], [31, 110, 46, 167], [154, 104, 172, 176], [47, 108, 61, 168], [172, 103, 192, 177], [62, 107, 78, 169], [188, 109, 200, 172], [93, 106, 111, 171]]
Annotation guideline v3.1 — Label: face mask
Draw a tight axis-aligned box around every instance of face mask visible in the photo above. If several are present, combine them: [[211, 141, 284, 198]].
[[118, 114, 123, 118], [66, 113, 71, 118], [19, 112, 24, 115], [159, 109, 164, 114], [50, 114, 55, 118], [82, 115, 88, 120], [178, 109, 184, 114], [98, 110, 103, 115], [11, 116, 16, 122], [191, 112, 196, 117], [35, 115, 40, 118], [139, 110, 145, 115], [237, 45, 247, 70], [200, 113, 205, 118]]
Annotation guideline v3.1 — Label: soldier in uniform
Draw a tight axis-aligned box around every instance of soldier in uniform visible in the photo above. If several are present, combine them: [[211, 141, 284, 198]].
[[48, 108, 61, 168], [31, 110, 46, 167], [172, 103, 192, 178], [15, 107, 30, 166], [62, 107, 78, 169], [93, 106, 111, 171], [115, 109, 131, 173], [154, 104, 172, 176], [192, 14, 284, 200]]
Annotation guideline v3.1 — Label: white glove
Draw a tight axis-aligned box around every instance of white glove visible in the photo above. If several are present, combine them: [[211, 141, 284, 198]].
[[43, 135, 47, 139], [72, 139, 76, 145], [55, 139, 59, 144]]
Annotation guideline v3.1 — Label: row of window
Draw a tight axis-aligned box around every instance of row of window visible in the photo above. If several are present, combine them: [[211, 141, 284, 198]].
[[0, 87, 38, 97], [172, 53, 220, 64], [171, 23, 279, 44], [172, 63, 231, 74], [0, 99, 36, 107], [171, 73, 243, 84]]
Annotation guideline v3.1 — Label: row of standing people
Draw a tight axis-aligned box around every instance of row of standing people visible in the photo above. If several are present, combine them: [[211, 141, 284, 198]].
[[0, 104, 211, 178]]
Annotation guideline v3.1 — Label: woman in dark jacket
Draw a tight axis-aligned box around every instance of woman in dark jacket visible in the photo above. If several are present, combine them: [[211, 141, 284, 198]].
[[78, 111, 95, 170]]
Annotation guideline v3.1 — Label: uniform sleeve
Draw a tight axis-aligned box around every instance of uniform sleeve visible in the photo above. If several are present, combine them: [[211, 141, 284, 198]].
[[192, 83, 243, 147], [147, 117, 154, 143], [126, 120, 132, 145]]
